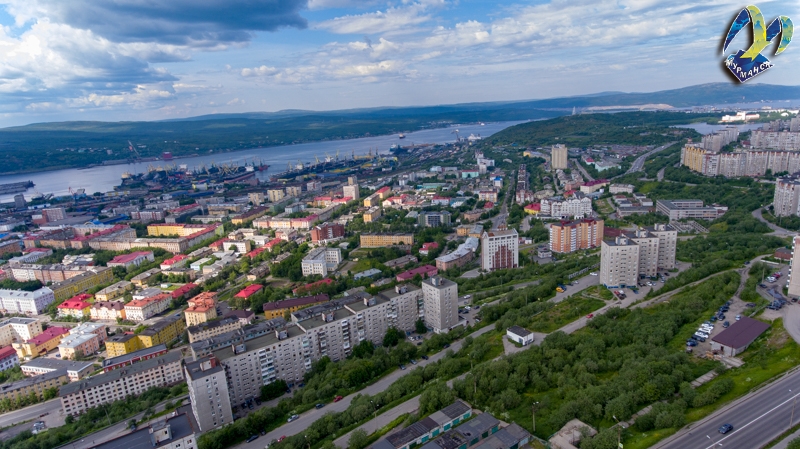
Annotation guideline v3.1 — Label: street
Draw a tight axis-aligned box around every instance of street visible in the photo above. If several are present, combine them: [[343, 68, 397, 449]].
[[654, 368, 800, 449], [0, 398, 62, 431], [752, 205, 795, 237], [618, 142, 676, 177]]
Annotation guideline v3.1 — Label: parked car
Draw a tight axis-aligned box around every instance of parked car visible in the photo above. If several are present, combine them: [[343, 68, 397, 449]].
[[589, 272, 598, 276], [315, 403, 325, 409], [334, 396, 343, 402], [746, 302, 756, 308], [759, 284, 767, 288], [399, 364, 406, 370], [718, 423, 733, 434], [287, 414, 299, 423], [586, 313, 594, 319], [736, 315, 741, 320], [722, 321, 730, 328], [421, 355, 429, 360], [443, 343, 450, 348], [686, 340, 698, 347], [278, 436, 286, 442], [247, 435, 259, 443]]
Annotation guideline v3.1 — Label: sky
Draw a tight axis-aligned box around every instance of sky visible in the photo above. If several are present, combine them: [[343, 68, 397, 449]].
[[0, 0, 798, 127]]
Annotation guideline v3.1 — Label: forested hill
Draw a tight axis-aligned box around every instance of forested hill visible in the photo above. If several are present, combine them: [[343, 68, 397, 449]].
[[483, 111, 721, 148], [0, 82, 796, 174]]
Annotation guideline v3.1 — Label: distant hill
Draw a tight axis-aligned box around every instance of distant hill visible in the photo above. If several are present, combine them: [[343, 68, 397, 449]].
[[0, 82, 798, 174]]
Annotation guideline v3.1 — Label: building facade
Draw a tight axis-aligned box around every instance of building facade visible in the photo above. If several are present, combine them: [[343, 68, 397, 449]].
[[301, 247, 342, 277], [185, 356, 233, 432], [774, 173, 800, 217], [551, 144, 568, 170], [481, 229, 519, 271], [548, 219, 604, 253], [599, 236, 640, 288], [422, 276, 459, 333]]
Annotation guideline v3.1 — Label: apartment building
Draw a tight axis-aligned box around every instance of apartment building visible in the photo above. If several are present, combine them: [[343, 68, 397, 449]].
[[102, 344, 169, 372], [262, 294, 330, 320], [138, 315, 186, 348], [50, 267, 113, 302], [56, 294, 92, 319], [0, 318, 42, 347], [185, 356, 233, 432], [20, 358, 93, 381], [363, 206, 382, 223], [435, 238, 479, 271], [124, 293, 171, 322], [0, 346, 18, 372], [422, 277, 459, 334], [343, 184, 360, 201], [788, 236, 800, 298], [656, 200, 727, 221], [13, 326, 70, 359], [310, 223, 345, 243], [418, 211, 452, 228], [551, 144, 568, 170], [481, 229, 519, 271], [267, 189, 285, 202], [187, 316, 242, 344], [628, 229, 660, 278], [360, 234, 414, 248], [548, 218, 604, 253], [774, 173, 800, 217], [301, 247, 342, 277], [0, 287, 55, 315], [94, 281, 134, 301], [105, 334, 143, 358], [58, 332, 101, 360], [751, 130, 800, 150], [60, 351, 184, 416], [650, 223, 677, 270], [0, 369, 69, 403], [541, 196, 593, 219], [90, 301, 127, 320], [90, 413, 197, 449], [185, 292, 218, 326], [681, 143, 800, 178], [107, 251, 155, 269], [599, 236, 640, 288]]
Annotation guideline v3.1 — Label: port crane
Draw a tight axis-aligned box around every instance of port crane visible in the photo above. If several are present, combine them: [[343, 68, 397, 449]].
[[128, 141, 141, 160]]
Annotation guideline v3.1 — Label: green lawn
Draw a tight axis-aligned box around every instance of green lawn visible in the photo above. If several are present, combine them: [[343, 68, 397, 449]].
[[527, 296, 606, 333]]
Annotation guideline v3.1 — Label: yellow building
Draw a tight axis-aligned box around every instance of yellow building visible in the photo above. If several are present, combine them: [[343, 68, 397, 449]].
[[184, 292, 217, 327], [0, 370, 68, 403], [50, 268, 113, 302], [360, 234, 415, 248], [681, 145, 707, 173], [263, 294, 329, 320], [105, 334, 143, 358], [363, 207, 382, 223], [363, 193, 380, 208], [94, 281, 133, 301], [13, 326, 70, 360], [138, 315, 185, 348]]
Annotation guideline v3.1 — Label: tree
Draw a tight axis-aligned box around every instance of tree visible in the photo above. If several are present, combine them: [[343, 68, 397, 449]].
[[415, 319, 428, 334], [419, 383, 455, 415], [788, 437, 800, 449], [348, 429, 369, 449], [260, 380, 288, 401], [382, 327, 404, 347]]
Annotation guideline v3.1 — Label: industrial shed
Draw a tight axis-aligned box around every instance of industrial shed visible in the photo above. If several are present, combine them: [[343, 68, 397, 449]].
[[710, 316, 770, 357]]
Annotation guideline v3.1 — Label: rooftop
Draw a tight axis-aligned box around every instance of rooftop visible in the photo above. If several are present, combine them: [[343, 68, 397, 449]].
[[60, 351, 182, 396], [507, 325, 532, 337], [103, 344, 167, 368], [712, 316, 770, 349], [0, 346, 15, 360], [212, 325, 304, 362], [91, 413, 195, 449], [139, 315, 183, 338], [27, 326, 70, 345], [108, 252, 153, 265], [187, 316, 239, 335], [0, 368, 67, 393], [235, 284, 263, 298], [21, 358, 93, 372], [263, 294, 330, 311], [297, 308, 353, 331]]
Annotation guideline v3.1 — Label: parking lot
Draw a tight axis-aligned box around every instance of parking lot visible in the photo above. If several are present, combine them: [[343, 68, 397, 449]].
[[687, 299, 750, 356]]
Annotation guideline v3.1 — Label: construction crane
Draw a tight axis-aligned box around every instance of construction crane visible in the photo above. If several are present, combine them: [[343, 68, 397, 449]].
[[128, 140, 141, 159], [335, 149, 340, 161], [314, 155, 321, 166], [451, 130, 461, 142]]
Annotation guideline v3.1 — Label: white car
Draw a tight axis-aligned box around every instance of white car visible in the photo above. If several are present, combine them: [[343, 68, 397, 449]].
[[589, 272, 598, 276]]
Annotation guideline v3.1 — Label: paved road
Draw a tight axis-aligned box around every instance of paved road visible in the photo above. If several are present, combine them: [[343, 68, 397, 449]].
[[573, 160, 594, 182], [0, 398, 62, 430], [619, 142, 676, 177], [752, 205, 795, 237], [653, 368, 800, 449]]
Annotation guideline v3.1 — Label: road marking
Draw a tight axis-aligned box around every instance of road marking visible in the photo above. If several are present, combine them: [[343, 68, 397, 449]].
[[704, 391, 800, 449]]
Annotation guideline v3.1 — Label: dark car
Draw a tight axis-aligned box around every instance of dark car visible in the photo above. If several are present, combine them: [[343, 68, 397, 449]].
[[399, 364, 406, 370], [246, 435, 259, 443], [722, 321, 730, 328], [686, 340, 697, 347], [443, 343, 450, 348], [421, 355, 429, 360], [759, 284, 767, 288], [260, 430, 266, 435], [315, 403, 325, 409], [718, 423, 733, 434], [746, 302, 756, 308]]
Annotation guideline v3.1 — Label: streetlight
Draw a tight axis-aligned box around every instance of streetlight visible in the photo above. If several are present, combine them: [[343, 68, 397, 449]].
[[532, 401, 539, 433], [370, 400, 377, 420], [613, 416, 621, 449]]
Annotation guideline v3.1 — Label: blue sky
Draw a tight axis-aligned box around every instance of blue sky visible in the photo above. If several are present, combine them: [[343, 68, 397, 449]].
[[0, 0, 798, 127]]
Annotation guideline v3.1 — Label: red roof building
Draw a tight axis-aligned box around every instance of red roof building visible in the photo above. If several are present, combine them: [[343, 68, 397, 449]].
[[27, 327, 70, 346], [396, 265, 438, 282], [235, 284, 263, 299], [107, 251, 154, 268], [0, 346, 16, 361], [245, 246, 269, 259], [292, 278, 334, 295], [171, 283, 197, 300], [161, 254, 188, 268], [483, 202, 494, 209], [524, 203, 541, 213], [419, 242, 439, 256]]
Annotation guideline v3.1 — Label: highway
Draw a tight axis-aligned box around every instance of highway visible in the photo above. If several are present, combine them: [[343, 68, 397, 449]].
[[619, 142, 676, 177], [0, 398, 62, 430], [654, 368, 800, 449]]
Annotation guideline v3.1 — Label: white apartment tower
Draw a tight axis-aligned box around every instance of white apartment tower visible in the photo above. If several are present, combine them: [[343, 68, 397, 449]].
[[185, 356, 233, 432], [551, 144, 568, 170], [481, 229, 519, 271], [629, 229, 659, 278], [600, 236, 640, 288], [421, 276, 459, 334], [774, 174, 800, 217], [649, 224, 677, 270]]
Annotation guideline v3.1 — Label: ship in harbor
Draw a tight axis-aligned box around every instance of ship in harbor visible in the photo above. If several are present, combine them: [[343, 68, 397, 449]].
[[0, 180, 34, 195], [398, 133, 406, 139]]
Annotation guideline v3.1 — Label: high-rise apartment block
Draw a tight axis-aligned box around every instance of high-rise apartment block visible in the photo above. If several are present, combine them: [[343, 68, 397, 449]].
[[422, 276, 459, 333], [549, 218, 603, 253], [600, 237, 640, 288], [267, 189, 285, 203], [551, 144, 568, 170], [481, 229, 519, 271], [774, 173, 800, 217], [599, 225, 677, 287], [185, 355, 233, 432], [343, 184, 360, 201]]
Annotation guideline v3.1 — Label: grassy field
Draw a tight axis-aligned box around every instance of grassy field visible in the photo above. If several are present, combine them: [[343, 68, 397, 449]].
[[527, 296, 606, 333]]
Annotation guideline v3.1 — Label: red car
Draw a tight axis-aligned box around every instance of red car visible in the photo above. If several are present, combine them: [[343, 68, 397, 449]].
[[333, 395, 343, 403], [278, 436, 286, 442], [586, 314, 594, 319]]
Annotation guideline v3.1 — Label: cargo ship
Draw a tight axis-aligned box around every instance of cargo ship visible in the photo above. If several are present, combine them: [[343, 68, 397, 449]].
[[0, 180, 34, 194]]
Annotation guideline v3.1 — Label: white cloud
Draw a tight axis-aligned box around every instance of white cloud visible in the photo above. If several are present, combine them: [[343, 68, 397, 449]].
[[316, 1, 444, 34], [241, 65, 280, 77]]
